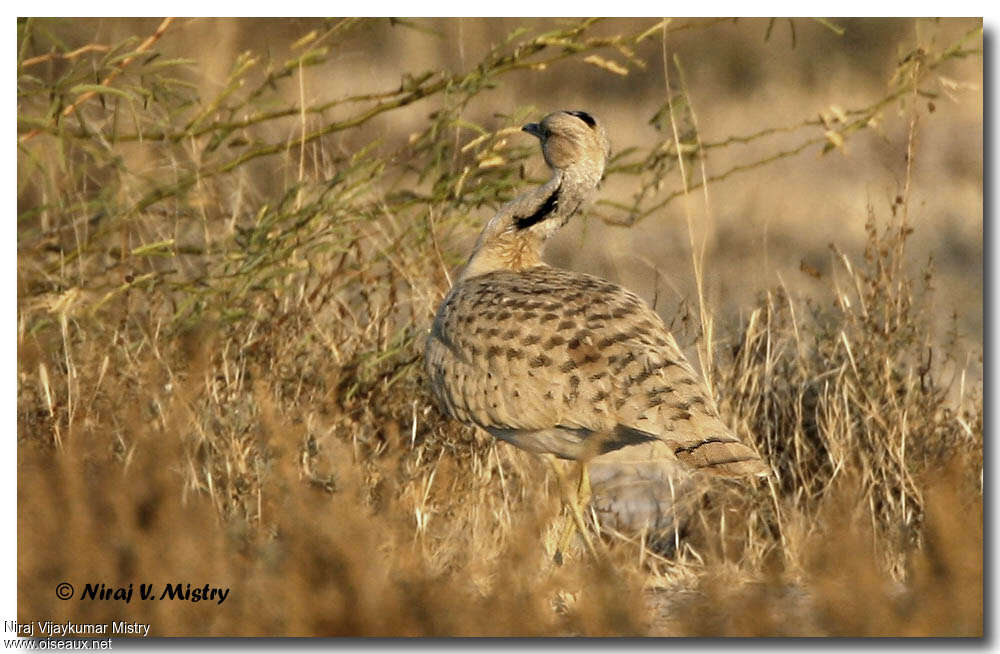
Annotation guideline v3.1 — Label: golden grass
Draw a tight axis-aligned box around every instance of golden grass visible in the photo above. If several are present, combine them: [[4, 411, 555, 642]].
[[17, 17, 982, 637]]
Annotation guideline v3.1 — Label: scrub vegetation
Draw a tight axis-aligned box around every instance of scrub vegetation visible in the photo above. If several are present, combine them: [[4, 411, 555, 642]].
[[17, 17, 982, 636]]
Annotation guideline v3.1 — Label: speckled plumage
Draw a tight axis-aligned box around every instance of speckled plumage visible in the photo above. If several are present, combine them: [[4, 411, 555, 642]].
[[425, 110, 765, 546], [428, 266, 764, 475]]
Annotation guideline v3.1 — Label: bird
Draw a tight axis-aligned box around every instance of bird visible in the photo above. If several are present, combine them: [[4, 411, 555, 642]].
[[425, 109, 767, 562]]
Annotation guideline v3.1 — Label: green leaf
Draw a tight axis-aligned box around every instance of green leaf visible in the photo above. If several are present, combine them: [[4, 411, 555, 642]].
[[131, 239, 176, 257]]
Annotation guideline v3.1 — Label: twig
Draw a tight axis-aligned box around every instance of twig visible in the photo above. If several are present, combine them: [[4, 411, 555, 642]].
[[20, 43, 111, 68], [20, 17, 175, 143]]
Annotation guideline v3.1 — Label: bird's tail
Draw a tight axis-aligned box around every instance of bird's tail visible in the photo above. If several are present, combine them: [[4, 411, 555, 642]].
[[671, 435, 769, 477]]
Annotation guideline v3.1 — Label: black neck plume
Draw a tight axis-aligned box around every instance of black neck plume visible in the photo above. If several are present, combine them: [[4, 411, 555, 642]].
[[514, 182, 562, 230]]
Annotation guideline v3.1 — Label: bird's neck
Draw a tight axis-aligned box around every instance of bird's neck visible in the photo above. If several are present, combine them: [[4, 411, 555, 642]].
[[458, 169, 599, 282], [459, 227, 546, 281]]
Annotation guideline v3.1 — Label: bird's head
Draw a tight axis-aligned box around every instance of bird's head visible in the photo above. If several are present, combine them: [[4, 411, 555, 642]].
[[522, 110, 610, 181], [456, 110, 610, 281]]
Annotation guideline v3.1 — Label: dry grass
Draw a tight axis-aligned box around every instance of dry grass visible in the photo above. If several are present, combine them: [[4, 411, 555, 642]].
[[17, 17, 982, 636]]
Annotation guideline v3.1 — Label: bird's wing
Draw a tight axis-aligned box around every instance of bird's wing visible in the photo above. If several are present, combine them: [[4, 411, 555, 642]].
[[426, 266, 766, 476], [603, 318, 768, 478], [426, 269, 591, 435]]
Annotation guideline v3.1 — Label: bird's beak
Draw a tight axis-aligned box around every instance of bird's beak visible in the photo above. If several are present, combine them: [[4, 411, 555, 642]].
[[522, 122, 542, 139]]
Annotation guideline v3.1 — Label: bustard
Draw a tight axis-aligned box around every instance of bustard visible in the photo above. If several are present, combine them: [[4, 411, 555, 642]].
[[425, 110, 767, 561]]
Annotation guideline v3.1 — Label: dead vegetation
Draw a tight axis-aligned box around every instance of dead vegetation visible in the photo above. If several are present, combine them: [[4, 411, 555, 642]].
[[17, 17, 982, 636]]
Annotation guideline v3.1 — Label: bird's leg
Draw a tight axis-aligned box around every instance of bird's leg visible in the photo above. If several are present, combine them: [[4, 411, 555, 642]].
[[551, 458, 596, 565], [578, 460, 592, 513]]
